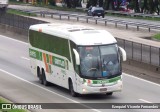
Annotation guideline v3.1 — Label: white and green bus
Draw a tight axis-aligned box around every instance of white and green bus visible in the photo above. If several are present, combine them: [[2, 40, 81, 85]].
[[29, 23, 126, 96]]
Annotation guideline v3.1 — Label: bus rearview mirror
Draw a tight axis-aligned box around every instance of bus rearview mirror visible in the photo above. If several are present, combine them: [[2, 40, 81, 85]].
[[73, 49, 80, 65], [119, 47, 127, 61]]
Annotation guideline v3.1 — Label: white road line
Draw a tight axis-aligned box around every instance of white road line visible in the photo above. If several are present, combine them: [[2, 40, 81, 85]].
[[0, 68, 101, 112], [139, 99, 152, 103], [21, 57, 30, 61], [0, 34, 28, 45], [123, 73, 160, 87]]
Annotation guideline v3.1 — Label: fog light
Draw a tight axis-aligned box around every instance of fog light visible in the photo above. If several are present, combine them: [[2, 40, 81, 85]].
[[82, 88, 86, 92]]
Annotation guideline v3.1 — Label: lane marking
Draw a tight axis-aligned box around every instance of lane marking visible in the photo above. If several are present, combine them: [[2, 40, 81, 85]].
[[0, 68, 101, 112], [0, 34, 28, 45], [21, 57, 30, 61], [139, 99, 152, 103], [123, 73, 160, 87]]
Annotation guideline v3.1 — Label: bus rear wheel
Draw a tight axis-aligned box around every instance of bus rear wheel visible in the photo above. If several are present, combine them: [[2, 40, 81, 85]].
[[69, 80, 78, 97], [37, 67, 43, 84], [42, 69, 49, 86]]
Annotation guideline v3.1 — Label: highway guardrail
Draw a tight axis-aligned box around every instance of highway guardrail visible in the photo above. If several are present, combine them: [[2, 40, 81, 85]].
[[0, 13, 160, 67]]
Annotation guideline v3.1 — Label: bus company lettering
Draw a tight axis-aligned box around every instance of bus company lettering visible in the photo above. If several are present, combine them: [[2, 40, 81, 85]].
[[29, 49, 36, 58], [97, 80, 109, 84], [54, 58, 65, 68]]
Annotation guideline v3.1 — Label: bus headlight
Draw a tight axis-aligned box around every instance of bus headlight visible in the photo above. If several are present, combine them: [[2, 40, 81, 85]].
[[80, 78, 85, 84]]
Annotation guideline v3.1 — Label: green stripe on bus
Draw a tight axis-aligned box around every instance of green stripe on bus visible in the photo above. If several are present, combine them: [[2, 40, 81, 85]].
[[39, 52, 42, 61], [29, 49, 67, 69], [92, 76, 121, 84], [46, 54, 49, 63], [29, 49, 42, 61]]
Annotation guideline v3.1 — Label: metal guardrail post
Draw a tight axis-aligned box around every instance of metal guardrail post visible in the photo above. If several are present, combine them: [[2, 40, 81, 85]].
[[150, 46, 151, 64], [148, 27, 150, 32], [124, 40, 125, 50], [86, 18, 88, 23], [159, 48, 160, 66], [126, 24, 128, 29], [77, 17, 79, 21], [105, 21, 107, 26], [132, 42, 133, 59], [115, 22, 117, 28], [137, 26, 139, 31], [68, 16, 70, 20], [95, 19, 97, 24], [59, 14, 61, 20], [141, 44, 142, 61]]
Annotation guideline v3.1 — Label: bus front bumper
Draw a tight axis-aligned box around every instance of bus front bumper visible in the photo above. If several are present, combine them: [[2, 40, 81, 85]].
[[78, 80, 122, 94]]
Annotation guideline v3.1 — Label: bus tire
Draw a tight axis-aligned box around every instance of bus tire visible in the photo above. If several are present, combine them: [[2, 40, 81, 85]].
[[42, 69, 49, 86], [106, 92, 113, 96], [69, 80, 78, 97], [37, 67, 43, 84]]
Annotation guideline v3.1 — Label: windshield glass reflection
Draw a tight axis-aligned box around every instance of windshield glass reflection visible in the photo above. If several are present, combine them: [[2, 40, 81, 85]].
[[78, 44, 121, 79]]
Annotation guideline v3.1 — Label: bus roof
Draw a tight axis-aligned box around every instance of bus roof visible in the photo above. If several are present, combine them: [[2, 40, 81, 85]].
[[29, 23, 117, 46]]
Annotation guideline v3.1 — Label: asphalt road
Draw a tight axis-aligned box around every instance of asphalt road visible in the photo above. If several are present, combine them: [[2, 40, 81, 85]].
[[0, 34, 160, 112]]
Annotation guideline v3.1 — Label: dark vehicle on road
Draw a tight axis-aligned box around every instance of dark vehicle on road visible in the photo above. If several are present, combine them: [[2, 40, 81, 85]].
[[87, 7, 105, 18]]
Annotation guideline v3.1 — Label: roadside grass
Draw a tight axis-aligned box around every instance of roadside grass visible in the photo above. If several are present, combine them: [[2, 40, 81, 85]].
[[9, 1, 26, 5], [153, 33, 160, 40], [0, 97, 27, 112], [7, 9, 37, 17], [35, 4, 85, 13], [9, 1, 85, 13]]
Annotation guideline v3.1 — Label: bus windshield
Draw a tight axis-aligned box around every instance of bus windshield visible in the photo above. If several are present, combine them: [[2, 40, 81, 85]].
[[78, 44, 121, 79]]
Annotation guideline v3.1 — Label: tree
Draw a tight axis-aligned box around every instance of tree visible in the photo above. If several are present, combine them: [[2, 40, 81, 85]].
[[141, 0, 149, 13], [149, 0, 155, 14], [154, 0, 160, 15], [116, 0, 122, 11], [63, 0, 82, 8], [99, 0, 103, 7], [104, 0, 115, 10], [135, 0, 140, 12]]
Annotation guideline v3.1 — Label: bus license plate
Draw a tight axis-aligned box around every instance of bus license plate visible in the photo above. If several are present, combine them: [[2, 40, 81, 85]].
[[100, 88, 107, 92]]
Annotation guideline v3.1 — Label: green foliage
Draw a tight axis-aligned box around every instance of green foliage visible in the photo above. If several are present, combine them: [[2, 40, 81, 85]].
[[0, 97, 27, 112], [48, 0, 55, 6], [153, 33, 160, 40], [127, 1, 134, 9], [9, 0, 24, 5], [7, 9, 37, 16]]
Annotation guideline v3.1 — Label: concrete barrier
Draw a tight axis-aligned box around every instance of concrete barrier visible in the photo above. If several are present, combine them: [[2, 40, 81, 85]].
[[0, 23, 28, 42]]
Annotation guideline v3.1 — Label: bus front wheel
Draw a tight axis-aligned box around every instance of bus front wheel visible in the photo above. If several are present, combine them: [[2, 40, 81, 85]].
[[106, 92, 113, 96], [69, 80, 78, 97]]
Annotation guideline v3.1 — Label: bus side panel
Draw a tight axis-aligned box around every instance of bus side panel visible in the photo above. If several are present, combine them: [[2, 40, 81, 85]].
[[45, 65, 61, 86], [30, 58, 37, 76], [29, 46, 45, 76]]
